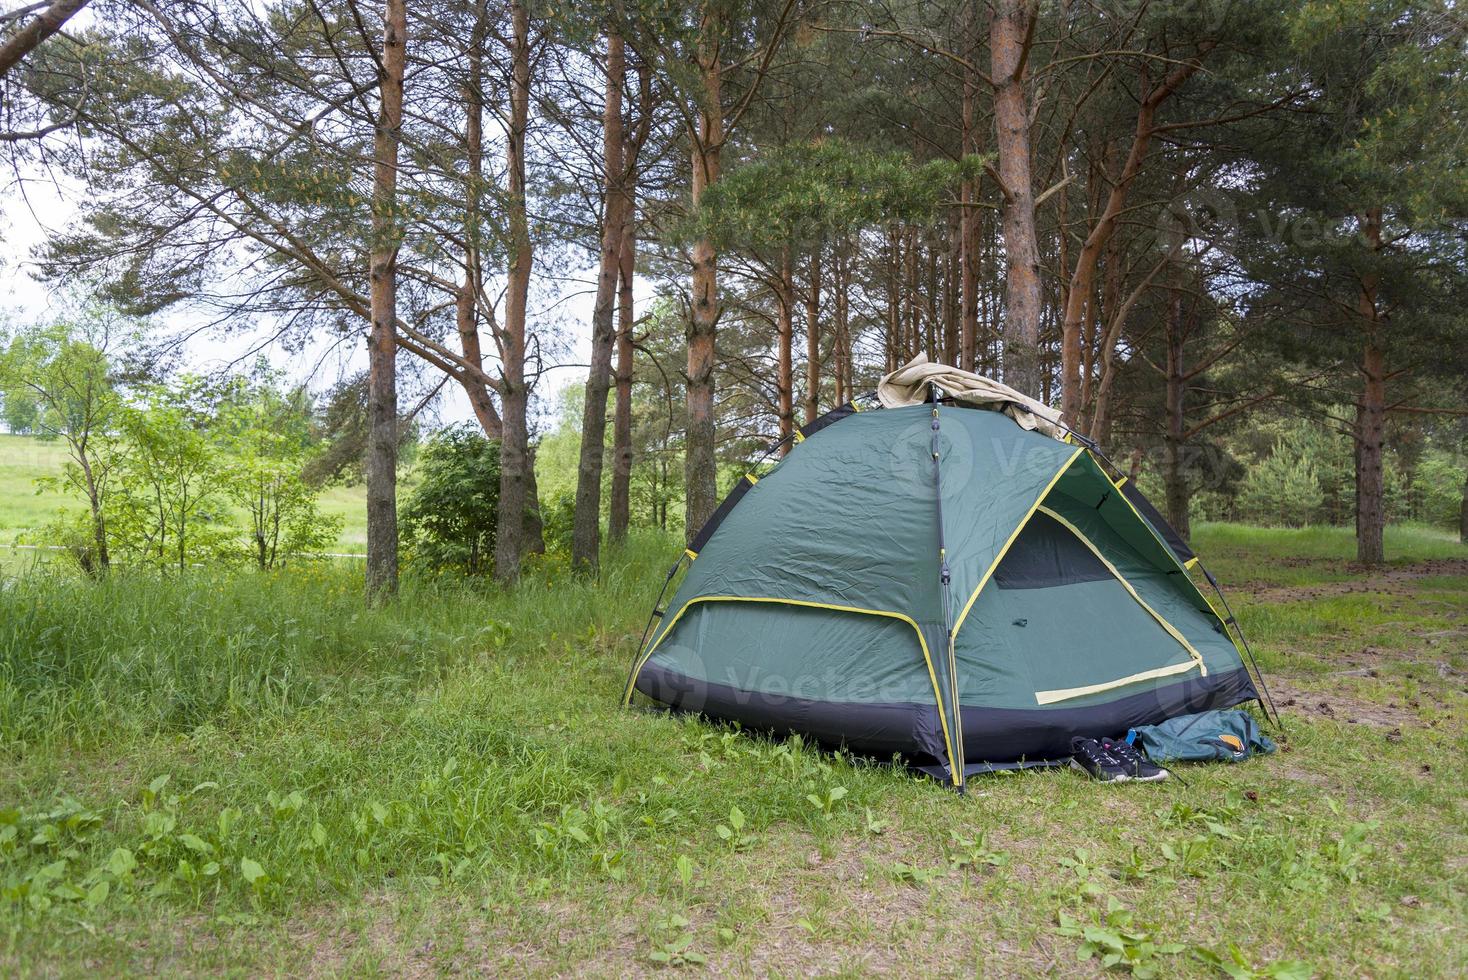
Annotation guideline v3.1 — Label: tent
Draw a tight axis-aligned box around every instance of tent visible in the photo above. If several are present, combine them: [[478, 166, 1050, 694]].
[[622, 380, 1270, 790]]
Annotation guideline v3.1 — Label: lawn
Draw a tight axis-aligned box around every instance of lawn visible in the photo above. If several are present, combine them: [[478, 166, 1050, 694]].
[[1, 522, 1464, 977]]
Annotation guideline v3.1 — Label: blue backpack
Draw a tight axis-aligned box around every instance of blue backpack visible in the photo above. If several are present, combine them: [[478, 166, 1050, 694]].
[[1129, 709, 1276, 763]]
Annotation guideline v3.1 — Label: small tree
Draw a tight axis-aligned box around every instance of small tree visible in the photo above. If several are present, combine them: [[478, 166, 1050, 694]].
[[1238, 433, 1325, 527], [0, 314, 129, 572], [110, 380, 230, 570], [401, 425, 500, 576], [218, 375, 342, 568]]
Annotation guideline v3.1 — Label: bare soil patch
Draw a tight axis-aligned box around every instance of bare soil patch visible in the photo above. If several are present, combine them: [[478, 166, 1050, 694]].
[[1239, 558, 1468, 604]]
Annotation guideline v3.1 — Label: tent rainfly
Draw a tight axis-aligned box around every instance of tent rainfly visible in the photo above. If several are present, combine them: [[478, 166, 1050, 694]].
[[622, 365, 1272, 791]]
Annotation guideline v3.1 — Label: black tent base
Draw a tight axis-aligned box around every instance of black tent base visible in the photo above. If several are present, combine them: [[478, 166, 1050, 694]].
[[634, 660, 1258, 766], [628, 662, 1258, 793]]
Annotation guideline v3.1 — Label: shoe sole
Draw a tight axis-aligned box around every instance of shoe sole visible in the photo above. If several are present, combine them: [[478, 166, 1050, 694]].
[[1069, 757, 1129, 782], [1128, 771, 1168, 782]]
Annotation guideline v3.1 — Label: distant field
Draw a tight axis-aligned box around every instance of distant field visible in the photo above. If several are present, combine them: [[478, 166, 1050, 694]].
[[0, 433, 369, 556]]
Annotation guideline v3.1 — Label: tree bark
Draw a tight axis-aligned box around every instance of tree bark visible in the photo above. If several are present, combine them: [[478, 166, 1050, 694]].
[[834, 246, 850, 404], [571, 29, 627, 573], [885, 226, 900, 372], [959, 42, 979, 373], [1163, 289, 1191, 542], [366, 0, 407, 601], [990, 0, 1043, 397], [1459, 464, 1467, 544], [776, 245, 795, 448], [804, 248, 821, 424], [609, 195, 636, 544], [0, 0, 89, 79], [1059, 52, 1210, 424], [495, 0, 533, 583], [684, 13, 723, 542], [69, 432, 110, 572], [455, 4, 503, 442], [1354, 207, 1386, 566]]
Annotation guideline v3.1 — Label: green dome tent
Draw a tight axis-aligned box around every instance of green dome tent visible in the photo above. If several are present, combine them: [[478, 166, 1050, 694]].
[[623, 392, 1268, 790]]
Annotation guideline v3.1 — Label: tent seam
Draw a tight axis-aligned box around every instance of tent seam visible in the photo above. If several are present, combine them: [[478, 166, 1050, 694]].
[[620, 595, 960, 785], [951, 447, 1084, 639], [1035, 505, 1208, 680]]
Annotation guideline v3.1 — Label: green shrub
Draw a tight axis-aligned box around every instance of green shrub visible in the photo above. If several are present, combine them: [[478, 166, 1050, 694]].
[[1237, 437, 1324, 527], [400, 424, 500, 575]]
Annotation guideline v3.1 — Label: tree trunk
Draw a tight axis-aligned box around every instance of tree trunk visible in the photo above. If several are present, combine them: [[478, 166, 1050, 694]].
[[571, 29, 627, 573], [609, 196, 636, 544], [366, 0, 407, 601], [834, 246, 850, 404], [804, 248, 821, 424], [990, 0, 1043, 397], [959, 47, 979, 373], [495, 0, 533, 584], [1163, 290, 1190, 543], [943, 216, 958, 365], [684, 16, 723, 542], [776, 245, 795, 448], [73, 439, 110, 571], [1458, 464, 1467, 544], [1059, 53, 1209, 424], [456, 5, 503, 443], [1355, 208, 1386, 565], [885, 227, 900, 372]]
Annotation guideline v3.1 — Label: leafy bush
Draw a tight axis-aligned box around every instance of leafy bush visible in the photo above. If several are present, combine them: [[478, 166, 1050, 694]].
[[538, 490, 576, 555], [401, 424, 500, 575]]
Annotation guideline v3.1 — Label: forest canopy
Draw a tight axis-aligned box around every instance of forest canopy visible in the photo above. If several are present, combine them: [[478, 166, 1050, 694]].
[[0, 0, 1462, 591]]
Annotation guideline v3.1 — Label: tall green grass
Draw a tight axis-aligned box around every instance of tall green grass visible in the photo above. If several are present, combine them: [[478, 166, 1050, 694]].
[[1193, 521, 1464, 562], [1, 525, 1464, 975], [0, 533, 676, 748]]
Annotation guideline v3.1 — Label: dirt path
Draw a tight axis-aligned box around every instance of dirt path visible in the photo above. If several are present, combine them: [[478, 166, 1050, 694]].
[[1238, 558, 1468, 604]]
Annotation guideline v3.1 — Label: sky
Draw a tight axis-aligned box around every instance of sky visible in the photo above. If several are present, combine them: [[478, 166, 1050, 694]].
[[1, 167, 629, 432]]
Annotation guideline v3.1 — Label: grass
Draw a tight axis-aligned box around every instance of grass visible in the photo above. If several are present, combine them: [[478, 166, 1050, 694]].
[[0, 433, 370, 556], [1, 524, 1465, 976]]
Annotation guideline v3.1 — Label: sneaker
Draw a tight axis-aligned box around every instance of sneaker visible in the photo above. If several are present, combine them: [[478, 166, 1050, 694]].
[[1069, 737, 1129, 782], [1101, 738, 1169, 782]]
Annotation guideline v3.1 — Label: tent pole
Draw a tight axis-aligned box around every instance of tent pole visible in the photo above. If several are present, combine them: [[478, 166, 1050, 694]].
[[621, 554, 687, 706], [929, 383, 965, 793], [1040, 414, 1283, 731], [1199, 565, 1285, 731]]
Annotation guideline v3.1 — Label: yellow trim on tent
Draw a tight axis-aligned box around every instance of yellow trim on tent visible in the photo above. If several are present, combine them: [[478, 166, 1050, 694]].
[[1035, 660, 1200, 705], [745, 473, 759, 485], [620, 595, 961, 786], [851, 399, 862, 412], [793, 431, 806, 444], [952, 447, 1085, 638], [1034, 504, 1206, 689], [684, 548, 699, 561], [1100, 460, 1223, 623]]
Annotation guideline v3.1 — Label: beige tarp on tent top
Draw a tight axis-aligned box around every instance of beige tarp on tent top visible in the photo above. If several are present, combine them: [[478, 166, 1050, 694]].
[[876, 353, 1068, 441]]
